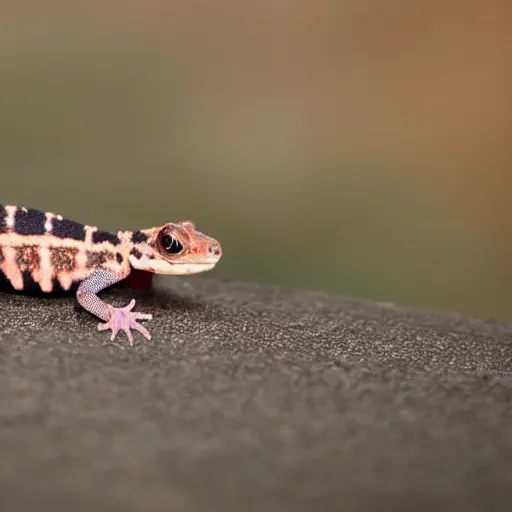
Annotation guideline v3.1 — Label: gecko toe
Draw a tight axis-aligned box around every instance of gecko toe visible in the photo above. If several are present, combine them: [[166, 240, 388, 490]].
[[123, 327, 135, 346], [135, 313, 153, 321], [132, 321, 152, 341], [125, 299, 136, 311]]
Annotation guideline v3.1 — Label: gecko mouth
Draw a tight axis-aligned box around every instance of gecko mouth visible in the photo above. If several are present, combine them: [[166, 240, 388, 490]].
[[166, 262, 217, 275], [129, 255, 217, 275]]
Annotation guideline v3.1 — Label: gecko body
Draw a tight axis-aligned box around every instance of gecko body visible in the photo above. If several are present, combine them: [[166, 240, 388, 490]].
[[0, 205, 222, 344]]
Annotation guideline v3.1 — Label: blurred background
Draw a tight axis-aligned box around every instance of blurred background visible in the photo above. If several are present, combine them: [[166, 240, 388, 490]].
[[1, 1, 511, 320]]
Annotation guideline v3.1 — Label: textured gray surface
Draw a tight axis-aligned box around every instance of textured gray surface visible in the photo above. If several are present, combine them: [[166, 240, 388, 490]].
[[0, 276, 511, 511]]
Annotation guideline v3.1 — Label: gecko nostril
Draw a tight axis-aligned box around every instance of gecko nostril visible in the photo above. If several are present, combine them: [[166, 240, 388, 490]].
[[209, 244, 221, 256]]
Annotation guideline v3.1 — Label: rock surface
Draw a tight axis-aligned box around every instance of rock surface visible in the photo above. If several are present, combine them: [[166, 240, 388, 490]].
[[0, 277, 511, 511]]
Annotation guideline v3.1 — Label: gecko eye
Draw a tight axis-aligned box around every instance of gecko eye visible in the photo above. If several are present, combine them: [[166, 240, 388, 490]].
[[161, 234, 183, 254]]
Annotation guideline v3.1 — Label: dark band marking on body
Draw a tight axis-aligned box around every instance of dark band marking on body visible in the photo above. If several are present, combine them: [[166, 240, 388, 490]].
[[14, 208, 46, 236], [21, 270, 39, 292], [92, 231, 121, 246], [0, 205, 7, 233], [52, 218, 86, 241], [132, 231, 148, 244]]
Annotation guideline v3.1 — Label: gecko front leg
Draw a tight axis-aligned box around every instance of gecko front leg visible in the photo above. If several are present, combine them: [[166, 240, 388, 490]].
[[76, 268, 152, 345]]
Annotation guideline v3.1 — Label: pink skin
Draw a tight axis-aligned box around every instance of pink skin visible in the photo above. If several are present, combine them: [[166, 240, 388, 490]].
[[98, 299, 152, 346]]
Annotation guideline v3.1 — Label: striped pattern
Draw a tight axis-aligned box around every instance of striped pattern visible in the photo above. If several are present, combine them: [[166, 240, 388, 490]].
[[0, 205, 132, 293], [0, 205, 87, 239]]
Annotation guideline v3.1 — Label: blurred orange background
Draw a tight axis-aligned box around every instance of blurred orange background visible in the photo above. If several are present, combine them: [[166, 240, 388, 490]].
[[1, 1, 511, 320]]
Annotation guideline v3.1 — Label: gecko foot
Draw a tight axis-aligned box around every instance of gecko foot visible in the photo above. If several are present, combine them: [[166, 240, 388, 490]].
[[98, 299, 153, 346]]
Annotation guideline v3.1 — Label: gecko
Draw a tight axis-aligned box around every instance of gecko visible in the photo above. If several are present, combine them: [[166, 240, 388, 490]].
[[0, 205, 222, 345]]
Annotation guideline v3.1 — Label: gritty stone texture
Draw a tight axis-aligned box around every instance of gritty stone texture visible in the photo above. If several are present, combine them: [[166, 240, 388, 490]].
[[0, 277, 511, 511]]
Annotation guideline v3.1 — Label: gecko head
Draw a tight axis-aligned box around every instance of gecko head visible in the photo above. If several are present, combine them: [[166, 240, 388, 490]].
[[128, 221, 222, 275]]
